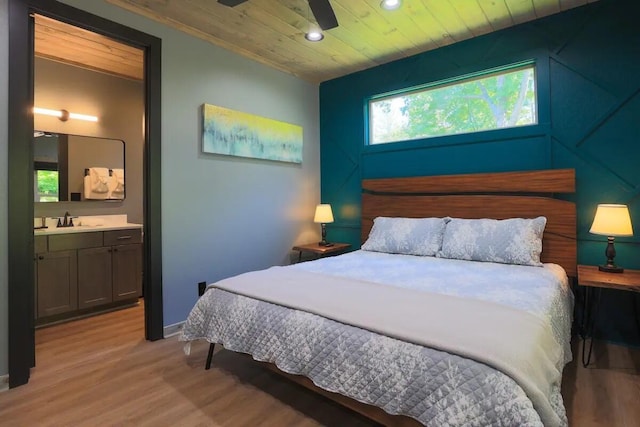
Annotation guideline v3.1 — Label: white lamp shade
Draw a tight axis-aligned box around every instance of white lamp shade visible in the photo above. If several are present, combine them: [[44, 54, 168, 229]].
[[589, 204, 633, 236], [314, 204, 334, 223]]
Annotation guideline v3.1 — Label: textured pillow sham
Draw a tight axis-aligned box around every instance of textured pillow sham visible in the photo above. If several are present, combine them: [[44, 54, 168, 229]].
[[361, 216, 447, 256], [438, 217, 547, 266]]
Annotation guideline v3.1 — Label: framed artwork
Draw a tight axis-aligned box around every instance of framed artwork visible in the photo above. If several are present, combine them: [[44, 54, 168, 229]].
[[202, 104, 303, 163]]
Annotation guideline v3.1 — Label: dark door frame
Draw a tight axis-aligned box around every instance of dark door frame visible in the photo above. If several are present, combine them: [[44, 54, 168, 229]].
[[8, 0, 163, 387]]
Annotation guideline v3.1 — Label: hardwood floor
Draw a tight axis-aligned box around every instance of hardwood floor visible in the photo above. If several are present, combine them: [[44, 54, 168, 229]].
[[562, 339, 640, 427], [0, 302, 638, 426], [0, 302, 374, 427]]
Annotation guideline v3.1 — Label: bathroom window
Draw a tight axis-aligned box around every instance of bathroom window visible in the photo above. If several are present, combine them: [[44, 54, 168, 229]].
[[35, 163, 59, 202], [368, 62, 537, 145]]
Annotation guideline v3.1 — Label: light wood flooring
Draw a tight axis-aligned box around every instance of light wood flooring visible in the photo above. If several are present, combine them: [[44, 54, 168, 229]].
[[0, 302, 638, 426], [563, 339, 640, 426]]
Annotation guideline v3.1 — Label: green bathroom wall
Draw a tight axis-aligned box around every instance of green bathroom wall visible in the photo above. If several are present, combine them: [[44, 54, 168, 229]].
[[319, 0, 640, 345]]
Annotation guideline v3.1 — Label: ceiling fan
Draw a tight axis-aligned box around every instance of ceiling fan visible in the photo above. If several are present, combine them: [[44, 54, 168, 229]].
[[218, 0, 339, 30]]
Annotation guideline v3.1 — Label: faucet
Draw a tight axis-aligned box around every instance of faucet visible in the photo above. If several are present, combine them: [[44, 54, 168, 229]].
[[58, 211, 74, 227]]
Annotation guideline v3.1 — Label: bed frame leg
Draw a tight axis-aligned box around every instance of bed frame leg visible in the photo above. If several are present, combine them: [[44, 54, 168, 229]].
[[205, 343, 216, 370]]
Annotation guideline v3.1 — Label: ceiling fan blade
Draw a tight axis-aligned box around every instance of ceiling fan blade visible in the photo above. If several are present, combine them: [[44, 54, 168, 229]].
[[217, 0, 248, 6], [308, 0, 338, 30]]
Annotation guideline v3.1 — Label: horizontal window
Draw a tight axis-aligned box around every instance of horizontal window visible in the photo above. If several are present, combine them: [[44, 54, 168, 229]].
[[368, 63, 537, 145]]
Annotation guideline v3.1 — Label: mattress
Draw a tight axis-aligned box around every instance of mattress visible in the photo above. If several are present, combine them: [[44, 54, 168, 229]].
[[180, 250, 574, 426]]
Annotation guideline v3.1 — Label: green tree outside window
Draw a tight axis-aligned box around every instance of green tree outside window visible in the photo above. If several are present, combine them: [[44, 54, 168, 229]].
[[369, 65, 537, 145], [36, 170, 59, 202]]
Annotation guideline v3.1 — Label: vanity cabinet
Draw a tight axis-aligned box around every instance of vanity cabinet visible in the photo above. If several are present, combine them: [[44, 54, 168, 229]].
[[34, 227, 142, 324], [35, 234, 78, 318], [78, 247, 113, 309], [77, 231, 142, 308], [36, 250, 78, 318], [34, 235, 48, 253], [104, 229, 143, 301], [111, 243, 142, 301], [34, 235, 48, 315]]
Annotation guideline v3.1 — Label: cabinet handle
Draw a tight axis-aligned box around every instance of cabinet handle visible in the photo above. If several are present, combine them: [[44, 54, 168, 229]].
[[116, 235, 132, 240], [38, 255, 44, 260], [113, 248, 119, 252]]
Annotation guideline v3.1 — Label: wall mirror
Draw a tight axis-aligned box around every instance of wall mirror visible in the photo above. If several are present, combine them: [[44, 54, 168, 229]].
[[34, 131, 125, 202]]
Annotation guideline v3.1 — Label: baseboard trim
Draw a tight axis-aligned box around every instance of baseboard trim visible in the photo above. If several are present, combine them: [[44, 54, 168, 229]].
[[164, 321, 185, 338], [0, 375, 8, 393]]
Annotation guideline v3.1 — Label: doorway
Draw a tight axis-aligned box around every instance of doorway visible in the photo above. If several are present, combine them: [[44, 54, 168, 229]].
[[8, 0, 163, 388]]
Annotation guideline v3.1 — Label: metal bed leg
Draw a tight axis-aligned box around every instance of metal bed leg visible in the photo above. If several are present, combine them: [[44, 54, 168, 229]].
[[205, 343, 216, 370]]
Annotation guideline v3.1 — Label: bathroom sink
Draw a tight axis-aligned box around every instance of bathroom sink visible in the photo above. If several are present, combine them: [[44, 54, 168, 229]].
[[33, 214, 142, 235]]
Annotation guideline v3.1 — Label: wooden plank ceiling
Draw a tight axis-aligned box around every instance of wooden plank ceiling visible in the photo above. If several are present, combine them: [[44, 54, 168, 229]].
[[36, 1, 597, 84], [104, 0, 596, 83], [34, 14, 144, 81]]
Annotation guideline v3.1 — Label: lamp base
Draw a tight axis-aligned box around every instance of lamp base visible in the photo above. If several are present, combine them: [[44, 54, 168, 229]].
[[318, 223, 333, 247], [600, 236, 623, 273], [598, 264, 624, 273]]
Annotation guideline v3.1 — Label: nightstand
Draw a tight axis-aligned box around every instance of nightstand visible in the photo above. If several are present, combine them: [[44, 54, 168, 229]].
[[292, 242, 351, 263], [577, 265, 640, 367]]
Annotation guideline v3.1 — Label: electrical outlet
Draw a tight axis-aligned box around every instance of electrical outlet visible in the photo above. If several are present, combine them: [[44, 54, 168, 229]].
[[198, 281, 207, 296]]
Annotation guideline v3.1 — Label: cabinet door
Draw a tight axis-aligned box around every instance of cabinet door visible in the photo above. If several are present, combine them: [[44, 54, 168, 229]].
[[78, 247, 113, 309], [112, 244, 142, 301], [36, 250, 78, 318]]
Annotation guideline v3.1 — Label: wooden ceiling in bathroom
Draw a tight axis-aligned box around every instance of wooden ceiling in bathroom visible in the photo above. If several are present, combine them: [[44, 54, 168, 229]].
[[34, 14, 144, 81]]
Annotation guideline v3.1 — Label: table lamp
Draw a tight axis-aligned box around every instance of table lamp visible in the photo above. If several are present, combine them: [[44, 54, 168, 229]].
[[589, 204, 633, 273], [314, 204, 334, 247]]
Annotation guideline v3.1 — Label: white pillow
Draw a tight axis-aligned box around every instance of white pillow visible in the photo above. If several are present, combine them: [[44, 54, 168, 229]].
[[362, 217, 448, 256], [438, 217, 547, 266]]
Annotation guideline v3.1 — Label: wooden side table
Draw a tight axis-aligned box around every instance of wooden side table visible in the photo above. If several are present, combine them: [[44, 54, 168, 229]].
[[292, 242, 351, 263], [577, 265, 640, 366]]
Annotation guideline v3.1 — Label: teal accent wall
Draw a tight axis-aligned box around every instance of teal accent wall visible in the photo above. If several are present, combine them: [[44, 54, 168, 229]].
[[319, 0, 640, 346]]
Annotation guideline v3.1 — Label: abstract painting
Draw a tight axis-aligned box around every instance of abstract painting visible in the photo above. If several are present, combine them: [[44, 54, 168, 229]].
[[202, 104, 303, 163]]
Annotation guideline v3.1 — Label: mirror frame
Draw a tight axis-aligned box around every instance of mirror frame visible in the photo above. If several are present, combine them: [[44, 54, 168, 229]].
[[34, 131, 126, 202]]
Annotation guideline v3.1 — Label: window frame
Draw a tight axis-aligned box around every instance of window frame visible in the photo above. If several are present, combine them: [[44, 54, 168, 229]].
[[365, 60, 542, 149]]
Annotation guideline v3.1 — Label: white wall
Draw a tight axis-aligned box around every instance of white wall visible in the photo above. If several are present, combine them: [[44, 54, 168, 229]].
[[0, 0, 9, 377], [0, 0, 320, 376]]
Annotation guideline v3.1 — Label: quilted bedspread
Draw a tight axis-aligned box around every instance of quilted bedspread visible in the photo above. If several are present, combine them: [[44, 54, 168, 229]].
[[180, 251, 573, 426]]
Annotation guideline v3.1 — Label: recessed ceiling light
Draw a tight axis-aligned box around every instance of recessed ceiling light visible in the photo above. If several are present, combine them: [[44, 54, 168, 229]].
[[380, 0, 401, 11], [305, 30, 324, 42]]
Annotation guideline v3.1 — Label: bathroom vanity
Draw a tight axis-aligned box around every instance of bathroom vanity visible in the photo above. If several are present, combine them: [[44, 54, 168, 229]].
[[33, 216, 142, 325]]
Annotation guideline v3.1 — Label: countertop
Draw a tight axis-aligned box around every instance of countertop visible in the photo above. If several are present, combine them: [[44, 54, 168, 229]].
[[34, 223, 143, 236]]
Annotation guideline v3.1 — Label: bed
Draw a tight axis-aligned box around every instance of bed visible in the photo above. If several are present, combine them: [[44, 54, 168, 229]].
[[180, 169, 577, 427]]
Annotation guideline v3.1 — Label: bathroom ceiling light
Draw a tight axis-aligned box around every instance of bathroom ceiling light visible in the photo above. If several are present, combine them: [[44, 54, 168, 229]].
[[305, 30, 324, 41], [33, 107, 98, 122], [380, 0, 401, 10]]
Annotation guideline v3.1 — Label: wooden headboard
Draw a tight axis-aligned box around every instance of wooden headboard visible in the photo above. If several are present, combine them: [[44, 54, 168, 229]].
[[361, 169, 577, 277]]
